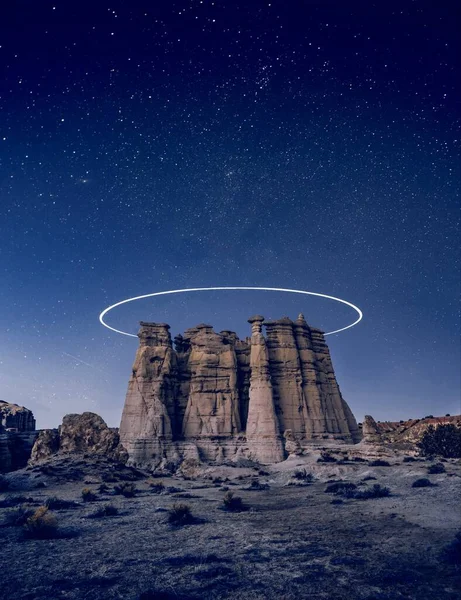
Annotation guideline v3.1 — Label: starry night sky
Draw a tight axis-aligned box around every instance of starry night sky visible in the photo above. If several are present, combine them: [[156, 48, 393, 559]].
[[1, 1, 459, 429]]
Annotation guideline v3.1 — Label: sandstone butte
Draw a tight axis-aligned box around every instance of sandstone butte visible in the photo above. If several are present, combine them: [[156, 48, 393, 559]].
[[119, 314, 362, 467]]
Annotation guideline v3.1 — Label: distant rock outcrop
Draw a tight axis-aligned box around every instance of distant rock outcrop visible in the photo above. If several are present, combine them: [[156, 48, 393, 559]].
[[120, 315, 362, 467], [29, 412, 128, 464], [361, 414, 461, 450], [0, 401, 37, 472]]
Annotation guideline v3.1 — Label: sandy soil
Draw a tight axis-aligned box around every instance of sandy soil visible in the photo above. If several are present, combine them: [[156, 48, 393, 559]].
[[1, 454, 460, 600]]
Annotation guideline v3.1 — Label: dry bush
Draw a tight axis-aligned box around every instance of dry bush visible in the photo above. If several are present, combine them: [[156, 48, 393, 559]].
[[325, 482, 357, 495], [168, 503, 193, 526], [403, 456, 417, 463], [45, 497, 79, 509], [427, 463, 446, 474], [23, 506, 59, 539], [412, 478, 434, 488], [81, 488, 97, 502], [369, 459, 391, 467], [419, 424, 461, 458], [293, 469, 314, 482], [317, 452, 337, 463], [352, 484, 390, 499], [148, 480, 165, 494], [87, 504, 118, 518], [222, 491, 245, 512], [113, 482, 136, 497]]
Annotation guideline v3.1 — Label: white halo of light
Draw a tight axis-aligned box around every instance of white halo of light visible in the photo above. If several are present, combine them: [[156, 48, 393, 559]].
[[99, 287, 363, 338]]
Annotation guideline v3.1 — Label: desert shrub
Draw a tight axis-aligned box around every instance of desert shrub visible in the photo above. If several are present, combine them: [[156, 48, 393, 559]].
[[369, 459, 391, 467], [352, 457, 367, 463], [23, 506, 59, 539], [424, 415, 434, 419], [98, 483, 109, 493], [3, 506, 35, 527], [113, 482, 136, 497], [45, 497, 78, 509], [88, 504, 118, 518], [325, 482, 357, 495], [0, 475, 10, 492], [149, 480, 165, 494], [441, 532, 461, 565], [317, 452, 337, 463], [222, 491, 244, 512], [427, 462, 446, 474], [81, 488, 97, 502], [403, 456, 416, 462], [293, 469, 314, 482], [412, 478, 434, 488], [168, 503, 193, 526], [248, 479, 269, 490], [353, 484, 390, 499], [418, 424, 461, 458]]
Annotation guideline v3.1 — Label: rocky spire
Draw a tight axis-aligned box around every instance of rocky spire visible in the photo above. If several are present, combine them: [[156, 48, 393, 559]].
[[119, 322, 178, 467], [246, 316, 285, 463]]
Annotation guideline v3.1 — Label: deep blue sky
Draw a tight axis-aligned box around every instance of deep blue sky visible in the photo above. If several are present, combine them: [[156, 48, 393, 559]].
[[1, 1, 459, 428]]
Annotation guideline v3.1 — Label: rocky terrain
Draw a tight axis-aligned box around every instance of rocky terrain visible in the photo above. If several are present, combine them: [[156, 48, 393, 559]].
[[1, 448, 460, 600]]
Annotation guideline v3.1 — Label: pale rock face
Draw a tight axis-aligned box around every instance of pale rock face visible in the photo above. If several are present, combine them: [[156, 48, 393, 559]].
[[29, 429, 60, 463], [0, 400, 36, 432], [119, 315, 362, 466], [246, 316, 285, 463], [182, 325, 241, 440], [119, 323, 177, 466]]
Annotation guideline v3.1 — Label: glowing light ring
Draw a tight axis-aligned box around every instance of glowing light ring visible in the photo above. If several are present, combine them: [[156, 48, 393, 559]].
[[99, 287, 363, 338]]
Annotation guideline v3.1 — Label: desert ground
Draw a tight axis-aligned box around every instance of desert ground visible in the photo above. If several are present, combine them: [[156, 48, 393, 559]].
[[1, 452, 460, 600]]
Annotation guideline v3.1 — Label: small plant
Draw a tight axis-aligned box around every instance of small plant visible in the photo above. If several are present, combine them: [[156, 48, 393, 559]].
[[81, 488, 97, 502], [222, 491, 245, 512], [317, 452, 337, 463], [418, 424, 461, 458], [293, 469, 314, 482], [424, 415, 434, 419], [168, 503, 193, 526], [352, 457, 366, 463], [45, 497, 78, 509], [369, 459, 391, 467], [113, 482, 136, 497], [3, 506, 35, 527], [441, 532, 461, 565], [403, 456, 416, 463], [325, 482, 357, 495], [427, 463, 445, 474], [98, 483, 109, 493], [88, 504, 118, 518], [148, 480, 165, 494], [248, 479, 269, 490], [23, 506, 59, 539], [353, 484, 391, 499], [412, 478, 434, 488]]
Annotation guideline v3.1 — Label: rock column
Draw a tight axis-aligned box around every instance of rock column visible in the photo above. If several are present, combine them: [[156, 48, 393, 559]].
[[246, 316, 285, 463], [119, 322, 177, 466]]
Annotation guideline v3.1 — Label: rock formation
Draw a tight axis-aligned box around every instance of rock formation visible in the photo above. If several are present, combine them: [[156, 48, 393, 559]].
[[120, 315, 362, 467], [29, 412, 128, 464], [0, 401, 37, 472], [0, 400, 35, 432], [361, 414, 461, 450]]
